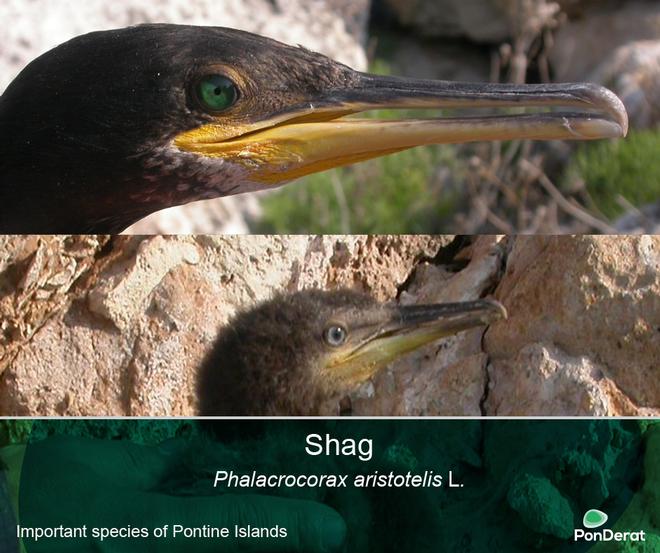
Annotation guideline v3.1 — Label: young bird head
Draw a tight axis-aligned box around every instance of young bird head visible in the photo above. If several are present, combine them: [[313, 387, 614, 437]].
[[198, 289, 506, 415]]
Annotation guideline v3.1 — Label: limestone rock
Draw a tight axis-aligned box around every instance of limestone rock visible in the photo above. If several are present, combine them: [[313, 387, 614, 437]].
[[382, 0, 511, 42], [352, 235, 507, 415], [589, 40, 660, 129], [615, 201, 660, 235], [0, 236, 110, 376], [88, 237, 200, 330], [549, 1, 660, 128], [549, 1, 660, 83], [486, 344, 615, 416], [485, 235, 659, 416]]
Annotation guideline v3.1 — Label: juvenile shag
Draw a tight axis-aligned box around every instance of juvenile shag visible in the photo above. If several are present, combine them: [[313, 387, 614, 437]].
[[0, 24, 628, 233], [197, 289, 506, 415]]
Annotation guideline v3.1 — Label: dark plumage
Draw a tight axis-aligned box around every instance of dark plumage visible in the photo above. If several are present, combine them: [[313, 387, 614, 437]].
[[0, 24, 627, 233], [198, 288, 506, 416], [0, 25, 355, 232]]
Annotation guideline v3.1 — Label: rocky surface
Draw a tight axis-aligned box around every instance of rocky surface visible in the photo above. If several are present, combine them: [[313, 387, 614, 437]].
[[0, 235, 448, 415], [382, 0, 511, 42], [588, 40, 660, 129], [351, 235, 506, 415], [485, 235, 659, 416], [0, 235, 657, 416], [548, 1, 660, 129], [549, 1, 660, 84]]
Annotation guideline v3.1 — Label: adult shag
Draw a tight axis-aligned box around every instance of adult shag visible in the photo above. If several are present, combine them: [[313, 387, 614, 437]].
[[197, 289, 506, 415], [0, 24, 627, 233]]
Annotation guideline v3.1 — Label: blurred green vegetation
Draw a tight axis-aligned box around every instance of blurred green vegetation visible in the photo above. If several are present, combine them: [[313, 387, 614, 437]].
[[254, 52, 659, 234], [566, 130, 660, 219], [253, 58, 465, 234], [254, 143, 463, 234]]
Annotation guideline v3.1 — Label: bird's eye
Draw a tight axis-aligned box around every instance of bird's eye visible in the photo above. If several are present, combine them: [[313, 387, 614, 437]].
[[195, 75, 238, 112], [323, 325, 348, 347]]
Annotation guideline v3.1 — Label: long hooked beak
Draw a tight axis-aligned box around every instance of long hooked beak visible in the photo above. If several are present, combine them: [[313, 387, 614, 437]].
[[175, 73, 627, 185], [328, 298, 507, 383]]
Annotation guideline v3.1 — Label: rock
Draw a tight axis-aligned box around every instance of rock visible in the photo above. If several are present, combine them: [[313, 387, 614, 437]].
[[383, 34, 492, 85], [380, 0, 570, 44], [0, 235, 448, 415], [0, 236, 110, 376], [1, 235, 657, 416], [0, 0, 370, 233], [382, 0, 511, 42], [550, 1, 660, 83], [486, 344, 615, 416], [549, 1, 660, 128], [352, 235, 507, 415], [125, 196, 261, 234], [589, 40, 660, 129], [485, 235, 659, 416], [88, 237, 200, 330], [614, 201, 660, 234]]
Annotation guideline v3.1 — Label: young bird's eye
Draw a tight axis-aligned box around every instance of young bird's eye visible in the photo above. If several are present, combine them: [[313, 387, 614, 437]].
[[323, 325, 348, 347]]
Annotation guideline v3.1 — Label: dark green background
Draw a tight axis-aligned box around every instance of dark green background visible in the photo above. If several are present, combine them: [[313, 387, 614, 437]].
[[4, 419, 658, 552]]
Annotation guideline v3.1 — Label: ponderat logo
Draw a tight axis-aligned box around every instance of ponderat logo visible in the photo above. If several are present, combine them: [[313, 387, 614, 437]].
[[574, 509, 645, 543], [583, 509, 608, 529]]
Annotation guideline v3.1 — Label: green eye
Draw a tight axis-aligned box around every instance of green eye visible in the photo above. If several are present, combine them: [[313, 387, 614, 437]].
[[195, 75, 238, 112]]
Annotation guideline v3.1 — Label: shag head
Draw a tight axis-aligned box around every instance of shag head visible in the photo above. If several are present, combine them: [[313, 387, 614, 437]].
[[197, 289, 506, 415], [0, 24, 627, 232]]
